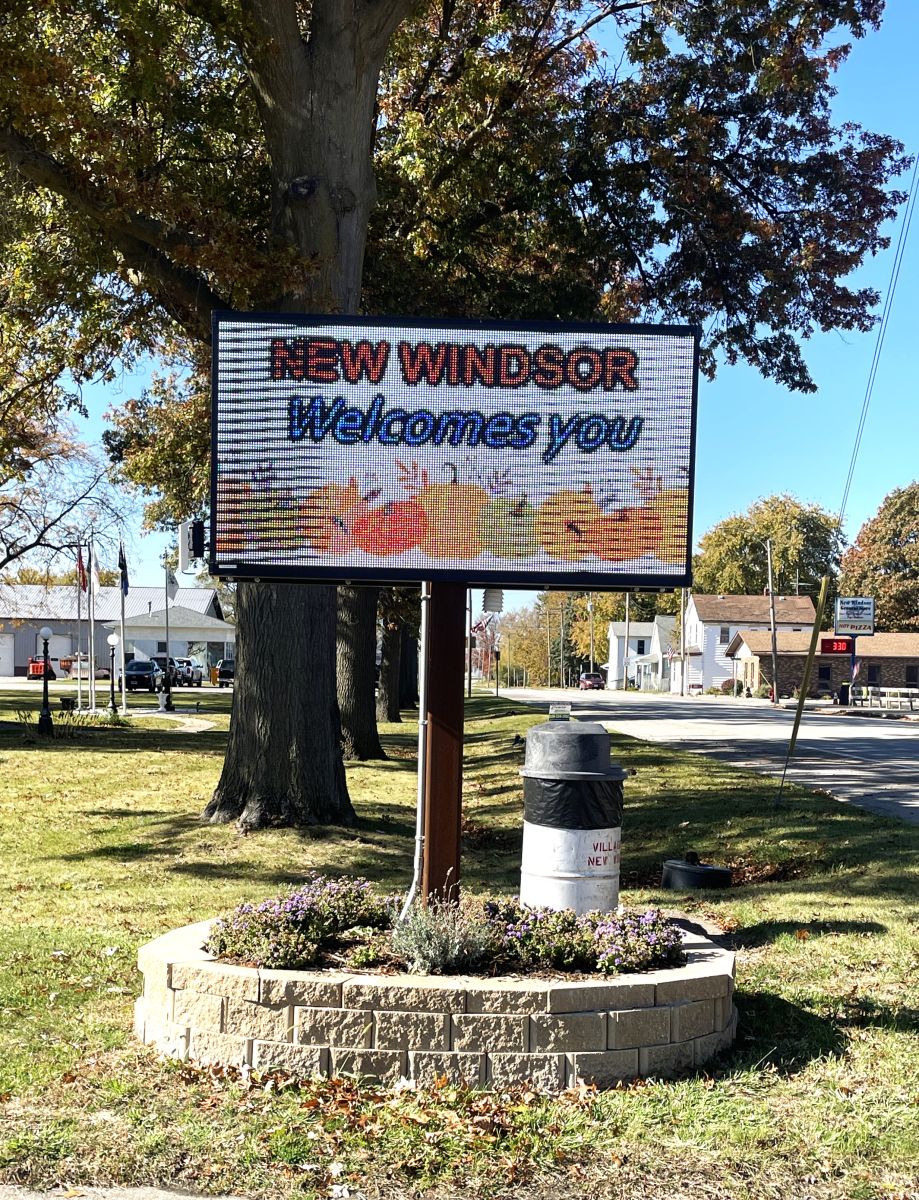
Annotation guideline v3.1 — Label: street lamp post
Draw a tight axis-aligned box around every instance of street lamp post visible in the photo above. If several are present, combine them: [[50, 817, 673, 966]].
[[107, 633, 119, 713], [38, 626, 54, 736]]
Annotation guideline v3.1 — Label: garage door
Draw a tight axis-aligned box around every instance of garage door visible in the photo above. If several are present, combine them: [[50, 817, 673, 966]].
[[0, 633, 13, 677]]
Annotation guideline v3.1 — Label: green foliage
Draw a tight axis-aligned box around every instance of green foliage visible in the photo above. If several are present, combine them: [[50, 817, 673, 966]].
[[839, 482, 919, 630], [692, 494, 844, 602], [390, 896, 503, 975]]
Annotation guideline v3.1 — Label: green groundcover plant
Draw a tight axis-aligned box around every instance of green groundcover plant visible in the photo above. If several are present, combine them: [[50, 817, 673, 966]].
[[205, 873, 686, 977]]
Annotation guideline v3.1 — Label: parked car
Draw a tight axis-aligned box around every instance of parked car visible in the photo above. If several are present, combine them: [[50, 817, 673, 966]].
[[122, 660, 163, 692], [216, 659, 235, 687], [578, 672, 605, 690], [151, 655, 182, 685], [177, 657, 204, 687]]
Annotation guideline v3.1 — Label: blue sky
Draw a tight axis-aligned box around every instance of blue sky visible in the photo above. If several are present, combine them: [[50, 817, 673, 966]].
[[75, 4, 918, 600]]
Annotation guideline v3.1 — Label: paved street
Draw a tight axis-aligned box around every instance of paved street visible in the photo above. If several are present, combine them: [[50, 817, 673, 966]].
[[504, 687, 919, 824]]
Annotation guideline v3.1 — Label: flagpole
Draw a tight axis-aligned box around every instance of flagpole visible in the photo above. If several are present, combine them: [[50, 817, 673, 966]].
[[119, 541, 128, 713], [88, 537, 96, 711], [76, 547, 84, 711]]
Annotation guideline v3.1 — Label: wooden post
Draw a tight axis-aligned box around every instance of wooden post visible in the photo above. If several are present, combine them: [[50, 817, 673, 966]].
[[421, 581, 466, 903]]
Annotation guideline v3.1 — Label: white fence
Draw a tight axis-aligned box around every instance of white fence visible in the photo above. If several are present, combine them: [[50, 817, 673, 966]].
[[850, 685, 919, 711]]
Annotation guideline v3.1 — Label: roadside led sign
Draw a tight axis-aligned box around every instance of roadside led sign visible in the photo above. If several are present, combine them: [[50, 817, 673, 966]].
[[210, 313, 699, 588], [820, 637, 853, 655]]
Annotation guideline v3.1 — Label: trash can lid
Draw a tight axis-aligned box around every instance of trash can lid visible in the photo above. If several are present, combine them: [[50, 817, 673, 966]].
[[520, 720, 626, 781]]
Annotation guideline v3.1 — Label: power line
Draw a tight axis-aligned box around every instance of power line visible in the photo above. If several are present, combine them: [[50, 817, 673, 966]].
[[838, 153, 919, 528]]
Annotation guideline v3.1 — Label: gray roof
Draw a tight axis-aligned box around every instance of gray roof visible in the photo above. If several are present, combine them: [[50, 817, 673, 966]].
[[609, 621, 656, 637], [0, 583, 219, 622], [104, 605, 235, 635]]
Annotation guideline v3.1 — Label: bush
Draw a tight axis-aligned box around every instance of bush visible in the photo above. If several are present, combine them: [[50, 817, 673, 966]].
[[390, 897, 503, 974], [207, 876, 688, 978], [205, 873, 393, 969], [755, 683, 773, 699], [720, 679, 742, 696]]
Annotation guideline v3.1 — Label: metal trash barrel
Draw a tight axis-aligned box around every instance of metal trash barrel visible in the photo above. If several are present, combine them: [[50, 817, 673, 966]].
[[519, 720, 626, 914]]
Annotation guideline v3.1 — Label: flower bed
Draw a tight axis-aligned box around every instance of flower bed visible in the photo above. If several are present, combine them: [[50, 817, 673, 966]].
[[136, 914, 737, 1092]]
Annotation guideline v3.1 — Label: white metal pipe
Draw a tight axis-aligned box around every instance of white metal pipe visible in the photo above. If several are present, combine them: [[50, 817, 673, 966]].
[[399, 579, 432, 921]]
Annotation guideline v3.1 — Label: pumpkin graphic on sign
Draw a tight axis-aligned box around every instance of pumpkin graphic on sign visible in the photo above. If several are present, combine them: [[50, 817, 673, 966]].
[[589, 505, 664, 561], [352, 500, 427, 556], [535, 485, 602, 560], [300, 477, 365, 553], [478, 495, 538, 558], [413, 463, 488, 559]]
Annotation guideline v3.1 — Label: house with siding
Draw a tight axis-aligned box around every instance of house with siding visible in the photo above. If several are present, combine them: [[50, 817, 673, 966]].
[[672, 594, 816, 694], [0, 582, 233, 676]]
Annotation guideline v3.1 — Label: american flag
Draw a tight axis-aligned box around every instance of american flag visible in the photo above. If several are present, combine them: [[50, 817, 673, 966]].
[[666, 646, 675, 663]]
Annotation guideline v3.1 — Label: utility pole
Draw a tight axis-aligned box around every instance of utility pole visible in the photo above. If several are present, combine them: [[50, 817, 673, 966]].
[[466, 590, 473, 698], [680, 587, 687, 696], [766, 539, 780, 705], [559, 602, 566, 688], [588, 593, 595, 674], [546, 608, 552, 688], [622, 592, 631, 689]]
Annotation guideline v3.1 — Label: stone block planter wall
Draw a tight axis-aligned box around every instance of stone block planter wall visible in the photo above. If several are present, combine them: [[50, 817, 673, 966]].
[[135, 920, 737, 1091]]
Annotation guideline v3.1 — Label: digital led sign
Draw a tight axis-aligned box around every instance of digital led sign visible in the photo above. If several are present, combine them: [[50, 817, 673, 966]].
[[820, 638, 853, 655], [209, 314, 699, 588]]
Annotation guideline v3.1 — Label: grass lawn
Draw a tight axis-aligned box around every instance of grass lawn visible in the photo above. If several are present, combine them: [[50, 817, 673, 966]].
[[0, 686, 916, 1200]]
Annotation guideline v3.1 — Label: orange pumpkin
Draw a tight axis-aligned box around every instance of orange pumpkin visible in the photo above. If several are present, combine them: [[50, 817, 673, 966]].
[[352, 500, 427, 556], [535, 486, 602, 560], [214, 477, 252, 555], [590, 506, 663, 561]]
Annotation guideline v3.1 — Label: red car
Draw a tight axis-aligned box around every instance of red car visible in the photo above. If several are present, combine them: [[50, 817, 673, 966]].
[[578, 672, 604, 690]]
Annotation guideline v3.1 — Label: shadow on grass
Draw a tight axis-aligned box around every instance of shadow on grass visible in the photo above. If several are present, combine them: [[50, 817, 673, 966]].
[[726, 918, 887, 949], [733, 991, 845, 1072]]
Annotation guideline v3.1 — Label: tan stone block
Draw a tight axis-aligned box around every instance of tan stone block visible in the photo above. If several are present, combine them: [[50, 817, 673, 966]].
[[529, 1013, 606, 1053], [258, 971, 345, 1008], [714, 994, 732, 1032], [295, 1006, 373, 1048], [608, 1006, 670, 1049], [465, 983, 549, 1014], [694, 1005, 738, 1067], [224, 1000, 294, 1042], [569, 1049, 638, 1088], [653, 957, 732, 1005], [133, 996, 146, 1042], [408, 1051, 485, 1088], [639, 1039, 693, 1078], [670, 999, 715, 1042], [172, 961, 259, 1002], [190, 1029, 251, 1067], [488, 1053, 564, 1092], [331, 1048, 406, 1084], [548, 980, 655, 1014], [143, 978, 175, 1024], [252, 1041, 328, 1076], [172, 988, 224, 1032], [451, 1013, 527, 1053], [147, 1020, 190, 1060], [343, 979, 466, 1013], [374, 1010, 450, 1051]]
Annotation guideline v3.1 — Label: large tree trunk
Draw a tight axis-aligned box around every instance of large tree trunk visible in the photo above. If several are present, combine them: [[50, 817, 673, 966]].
[[205, 1, 413, 825], [376, 619, 402, 723], [337, 585, 385, 760], [204, 581, 353, 829], [399, 625, 419, 709]]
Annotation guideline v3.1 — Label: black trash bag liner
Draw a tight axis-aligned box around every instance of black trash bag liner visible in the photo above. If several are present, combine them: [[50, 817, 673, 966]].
[[523, 776, 623, 831]]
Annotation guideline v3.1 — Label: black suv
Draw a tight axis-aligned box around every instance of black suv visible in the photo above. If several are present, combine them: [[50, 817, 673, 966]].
[[123, 660, 163, 691], [217, 659, 235, 687]]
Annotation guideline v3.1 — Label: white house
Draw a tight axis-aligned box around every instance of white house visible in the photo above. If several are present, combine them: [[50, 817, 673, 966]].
[[632, 615, 678, 691], [605, 620, 655, 690], [0, 582, 232, 676], [671, 593, 816, 694]]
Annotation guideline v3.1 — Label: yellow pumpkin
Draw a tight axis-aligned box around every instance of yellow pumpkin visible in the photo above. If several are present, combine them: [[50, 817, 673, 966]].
[[415, 466, 487, 558], [300, 477, 363, 553], [535, 486, 602, 560], [647, 488, 689, 563]]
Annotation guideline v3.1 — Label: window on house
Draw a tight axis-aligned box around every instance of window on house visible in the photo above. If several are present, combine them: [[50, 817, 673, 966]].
[[866, 664, 881, 685], [636, 639, 646, 655], [719, 626, 730, 645], [906, 665, 918, 686], [157, 641, 167, 654], [817, 665, 832, 683]]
